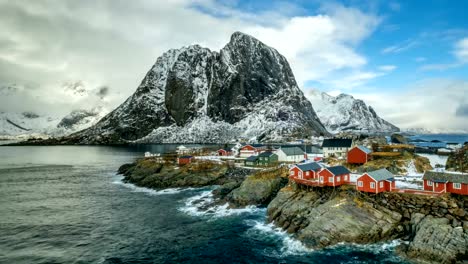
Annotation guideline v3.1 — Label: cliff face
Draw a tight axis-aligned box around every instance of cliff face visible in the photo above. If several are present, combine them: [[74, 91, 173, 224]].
[[267, 185, 468, 263], [64, 32, 328, 144], [446, 145, 468, 172]]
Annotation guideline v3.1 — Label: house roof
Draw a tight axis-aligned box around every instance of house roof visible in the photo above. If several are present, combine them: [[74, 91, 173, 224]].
[[355, 145, 372, 154], [303, 145, 323, 154], [250, 144, 266, 148], [326, 165, 351, 176], [366, 169, 394, 181], [245, 155, 259, 161], [423, 171, 468, 184], [322, 138, 353, 148], [296, 162, 322, 172], [179, 155, 193, 159], [279, 146, 304, 156], [258, 151, 276, 157]]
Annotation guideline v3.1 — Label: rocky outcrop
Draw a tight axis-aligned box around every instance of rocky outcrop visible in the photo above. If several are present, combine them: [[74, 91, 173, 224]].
[[267, 187, 403, 248], [391, 133, 408, 144], [267, 184, 468, 263], [446, 145, 468, 172], [55, 32, 328, 144], [398, 213, 468, 264], [226, 168, 288, 207], [118, 158, 251, 189]]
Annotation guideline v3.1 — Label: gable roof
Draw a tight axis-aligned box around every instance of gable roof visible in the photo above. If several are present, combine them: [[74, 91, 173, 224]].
[[296, 162, 322, 172], [245, 155, 259, 162], [326, 166, 351, 176], [250, 144, 266, 148], [366, 169, 394, 181], [258, 151, 276, 158], [279, 146, 304, 156], [355, 145, 372, 154], [322, 138, 353, 148], [423, 171, 468, 184]]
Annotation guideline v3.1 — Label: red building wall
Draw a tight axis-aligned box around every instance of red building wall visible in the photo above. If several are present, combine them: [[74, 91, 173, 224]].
[[347, 147, 368, 164], [446, 182, 468, 195], [357, 173, 391, 193], [423, 180, 447, 193], [178, 157, 193, 165], [289, 167, 318, 180], [317, 169, 347, 186]]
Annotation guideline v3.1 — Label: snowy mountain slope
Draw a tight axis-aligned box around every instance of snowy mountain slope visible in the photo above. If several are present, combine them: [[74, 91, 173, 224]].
[[0, 107, 108, 140], [61, 32, 329, 144], [307, 89, 399, 134]]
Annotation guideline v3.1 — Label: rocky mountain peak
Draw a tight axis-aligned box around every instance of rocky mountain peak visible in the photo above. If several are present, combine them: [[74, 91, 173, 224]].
[[62, 32, 329, 144]]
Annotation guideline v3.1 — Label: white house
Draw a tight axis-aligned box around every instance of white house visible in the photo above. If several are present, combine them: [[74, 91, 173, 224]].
[[275, 146, 305, 162], [321, 138, 353, 158]]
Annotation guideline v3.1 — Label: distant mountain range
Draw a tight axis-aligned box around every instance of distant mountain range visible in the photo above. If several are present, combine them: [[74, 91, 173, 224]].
[[307, 90, 399, 134]]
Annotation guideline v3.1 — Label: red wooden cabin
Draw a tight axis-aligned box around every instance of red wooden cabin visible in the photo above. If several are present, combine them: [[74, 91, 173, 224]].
[[423, 171, 468, 195], [217, 148, 232, 156], [177, 156, 193, 165], [289, 162, 323, 180], [317, 166, 351, 187], [356, 169, 395, 193], [347, 146, 372, 164], [239, 144, 266, 157]]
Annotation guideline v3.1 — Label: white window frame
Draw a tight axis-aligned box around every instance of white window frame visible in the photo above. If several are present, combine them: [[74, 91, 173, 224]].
[[320, 176, 324, 183], [358, 181, 363, 187], [379, 182, 384, 188], [306, 171, 310, 176], [370, 182, 375, 189], [427, 180, 433, 186], [290, 171, 294, 176], [328, 177, 333, 182], [344, 175, 348, 181], [453, 183, 461, 189], [337, 176, 341, 182], [298, 171, 302, 178]]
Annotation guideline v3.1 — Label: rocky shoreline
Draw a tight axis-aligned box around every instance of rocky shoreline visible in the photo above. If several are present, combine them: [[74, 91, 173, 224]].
[[118, 159, 467, 263]]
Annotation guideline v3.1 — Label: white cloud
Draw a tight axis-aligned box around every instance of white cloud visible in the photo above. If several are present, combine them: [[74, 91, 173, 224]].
[[0, 0, 381, 114], [381, 40, 418, 54], [454, 37, 468, 63], [353, 79, 468, 131], [378, 65, 397, 71]]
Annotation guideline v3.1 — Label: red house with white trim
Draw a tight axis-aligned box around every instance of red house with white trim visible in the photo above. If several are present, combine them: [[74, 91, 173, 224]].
[[239, 144, 266, 158], [347, 145, 372, 164], [217, 148, 232, 156], [289, 162, 323, 180], [317, 166, 351, 187], [423, 171, 468, 195], [356, 169, 395, 193], [177, 156, 194, 165]]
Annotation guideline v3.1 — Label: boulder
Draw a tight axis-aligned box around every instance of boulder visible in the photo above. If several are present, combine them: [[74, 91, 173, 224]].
[[402, 214, 468, 264], [227, 174, 287, 207]]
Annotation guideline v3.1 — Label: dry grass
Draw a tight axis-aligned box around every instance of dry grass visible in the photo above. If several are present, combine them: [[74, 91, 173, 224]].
[[251, 167, 288, 180], [371, 152, 402, 157]]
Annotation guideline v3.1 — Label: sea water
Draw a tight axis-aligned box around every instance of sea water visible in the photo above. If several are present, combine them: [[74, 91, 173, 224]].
[[0, 146, 408, 263]]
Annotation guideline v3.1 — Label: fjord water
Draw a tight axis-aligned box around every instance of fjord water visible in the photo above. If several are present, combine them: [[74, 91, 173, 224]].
[[0, 146, 406, 263]]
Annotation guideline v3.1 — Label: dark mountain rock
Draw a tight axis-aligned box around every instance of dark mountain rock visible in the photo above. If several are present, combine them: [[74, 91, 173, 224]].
[[64, 32, 328, 144]]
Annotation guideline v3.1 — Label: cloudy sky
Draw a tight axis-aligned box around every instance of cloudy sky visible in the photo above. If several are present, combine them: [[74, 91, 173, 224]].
[[0, 0, 467, 131]]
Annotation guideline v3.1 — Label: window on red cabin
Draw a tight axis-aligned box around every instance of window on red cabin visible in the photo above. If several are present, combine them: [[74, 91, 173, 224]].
[[290, 171, 294, 176], [337, 176, 341, 182], [453, 183, 461, 189], [427, 181, 433, 186], [358, 181, 363, 187], [328, 177, 333, 182], [379, 182, 383, 188], [344, 175, 348, 181], [370, 182, 375, 189]]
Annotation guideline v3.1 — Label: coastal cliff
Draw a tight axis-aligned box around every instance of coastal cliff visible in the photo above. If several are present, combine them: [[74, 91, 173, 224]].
[[117, 158, 467, 263], [268, 184, 468, 263]]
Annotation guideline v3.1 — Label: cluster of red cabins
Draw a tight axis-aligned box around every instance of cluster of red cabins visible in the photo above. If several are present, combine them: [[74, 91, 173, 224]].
[[289, 162, 468, 195]]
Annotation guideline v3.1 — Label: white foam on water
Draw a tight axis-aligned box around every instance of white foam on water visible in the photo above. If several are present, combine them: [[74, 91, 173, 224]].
[[111, 175, 195, 196], [245, 220, 313, 257], [331, 239, 404, 254], [179, 191, 264, 218]]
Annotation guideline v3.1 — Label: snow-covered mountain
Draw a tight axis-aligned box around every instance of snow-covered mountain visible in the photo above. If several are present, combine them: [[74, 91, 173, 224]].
[[0, 107, 108, 140], [403, 127, 468, 135], [307, 89, 399, 134], [60, 32, 328, 144]]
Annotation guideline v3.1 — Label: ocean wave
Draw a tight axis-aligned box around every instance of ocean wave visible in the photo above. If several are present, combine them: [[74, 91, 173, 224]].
[[330, 239, 405, 255], [245, 220, 313, 257], [179, 191, 264, 218], [112, 175, 196, 195]]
